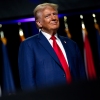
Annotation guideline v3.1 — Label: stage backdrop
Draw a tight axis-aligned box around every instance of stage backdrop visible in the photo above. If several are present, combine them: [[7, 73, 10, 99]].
[[0, 0, 100, 20]]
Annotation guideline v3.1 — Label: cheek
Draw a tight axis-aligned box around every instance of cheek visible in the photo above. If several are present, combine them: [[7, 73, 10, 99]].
[[58, 22, 60, 26], [43, 19, 50, 24]]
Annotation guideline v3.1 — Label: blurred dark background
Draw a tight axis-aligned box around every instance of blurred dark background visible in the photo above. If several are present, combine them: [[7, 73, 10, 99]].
[[0, 0, 100, 98], [0, 0, 100, 20]]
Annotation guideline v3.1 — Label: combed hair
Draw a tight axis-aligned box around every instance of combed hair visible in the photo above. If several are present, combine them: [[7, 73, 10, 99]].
[[33, 3, 58, 20]]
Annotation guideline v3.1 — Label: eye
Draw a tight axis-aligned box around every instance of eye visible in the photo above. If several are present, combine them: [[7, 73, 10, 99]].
[[53, 12, 58, 16], [45, 14, 51, 18]]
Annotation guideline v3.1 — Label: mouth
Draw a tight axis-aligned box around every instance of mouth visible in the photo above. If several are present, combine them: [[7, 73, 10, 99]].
[[51, 21, 58, 25]]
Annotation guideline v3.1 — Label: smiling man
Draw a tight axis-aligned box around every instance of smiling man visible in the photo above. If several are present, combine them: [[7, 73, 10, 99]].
[[34, 3, 59, 35], [18, 3, 87, 91]]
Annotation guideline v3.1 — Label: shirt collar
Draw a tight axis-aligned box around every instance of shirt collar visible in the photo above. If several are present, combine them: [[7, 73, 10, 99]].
[[41, 31, 58, 40]]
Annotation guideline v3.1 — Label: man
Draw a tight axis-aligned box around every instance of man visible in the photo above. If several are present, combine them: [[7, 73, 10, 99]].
[[18, 3, 86, 91]]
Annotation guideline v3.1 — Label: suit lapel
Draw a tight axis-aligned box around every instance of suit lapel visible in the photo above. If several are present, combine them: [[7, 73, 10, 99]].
[[59, 36, 73, 70], [38, 32, 61, 66]]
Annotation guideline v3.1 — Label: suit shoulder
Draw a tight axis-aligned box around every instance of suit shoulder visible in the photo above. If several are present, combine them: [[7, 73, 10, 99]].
[[22, 34, 39, 43], [19, 34, 39, 48]]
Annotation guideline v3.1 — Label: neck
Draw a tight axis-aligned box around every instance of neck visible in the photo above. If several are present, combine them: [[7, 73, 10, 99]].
[[41, 29, 57, 36]]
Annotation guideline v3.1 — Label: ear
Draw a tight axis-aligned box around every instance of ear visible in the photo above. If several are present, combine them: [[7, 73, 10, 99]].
[[36, 19, 42, 28]]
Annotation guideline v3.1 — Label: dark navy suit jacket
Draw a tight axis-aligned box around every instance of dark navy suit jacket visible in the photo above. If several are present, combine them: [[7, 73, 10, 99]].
[[18, 32, 86, 90]]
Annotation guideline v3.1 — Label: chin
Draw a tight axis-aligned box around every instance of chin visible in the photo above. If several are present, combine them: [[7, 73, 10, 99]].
[[52, 27, 59, 30], [52, 25, 59, 28]]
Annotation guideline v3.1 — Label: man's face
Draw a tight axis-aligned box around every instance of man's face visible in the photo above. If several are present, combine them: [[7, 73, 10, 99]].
[[36, 6, 59, 34]]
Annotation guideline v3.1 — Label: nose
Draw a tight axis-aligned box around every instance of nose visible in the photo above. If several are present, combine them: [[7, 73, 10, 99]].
[[51, 14, 56, 20]]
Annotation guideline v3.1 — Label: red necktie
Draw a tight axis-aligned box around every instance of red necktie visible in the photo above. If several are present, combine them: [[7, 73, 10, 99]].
[[51, 36, 72, 83]]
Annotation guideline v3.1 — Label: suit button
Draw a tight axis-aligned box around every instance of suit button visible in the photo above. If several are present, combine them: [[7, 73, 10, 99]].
[[63, 74, 65, 77]]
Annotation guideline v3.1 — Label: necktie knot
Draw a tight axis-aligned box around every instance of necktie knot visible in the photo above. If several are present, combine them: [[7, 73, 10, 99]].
[[50, 36, 56, 41]]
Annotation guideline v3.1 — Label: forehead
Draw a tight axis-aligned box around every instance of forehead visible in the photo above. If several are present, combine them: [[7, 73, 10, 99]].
[[42, 6, 57, 14]]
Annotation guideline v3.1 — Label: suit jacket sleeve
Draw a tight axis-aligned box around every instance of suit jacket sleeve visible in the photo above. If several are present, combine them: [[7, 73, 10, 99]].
[[18, 41, 36, 90]]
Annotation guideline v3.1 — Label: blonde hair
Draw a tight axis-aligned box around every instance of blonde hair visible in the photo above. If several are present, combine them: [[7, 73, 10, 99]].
[[33, 3, 58, 20]]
